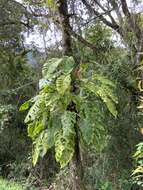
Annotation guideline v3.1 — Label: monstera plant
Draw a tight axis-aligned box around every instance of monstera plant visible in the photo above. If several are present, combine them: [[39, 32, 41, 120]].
[[20, 56, 118, 168]]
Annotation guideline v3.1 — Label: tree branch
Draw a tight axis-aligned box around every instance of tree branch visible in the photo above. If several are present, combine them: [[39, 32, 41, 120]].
[[57, 0, 72, 55], [120, 0, 130, 17], [93, 0, 117, 26], [110, 0, 123, 24], [81, 0, 120, 33], [0, 81, 38, 94], [69, 27, 98, 51], [0, 21, 32, 29]]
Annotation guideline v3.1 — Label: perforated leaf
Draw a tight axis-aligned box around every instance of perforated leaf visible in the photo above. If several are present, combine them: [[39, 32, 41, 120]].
[[19, 95, 39, 112], [32, 129, 55, 166], [55, 130, 75, 168], [60, 56, 75, 74], [24, 97, 43, 123], [80, 119, 94, 145], [46, 0, 57, 9], [28, 122, 45, 140], [55, 111, 76, 168], [80, 102, 106, 149], [84, 80, 118, 117], [97, 88, 118, 117], [61, 111, 76, 137], [42, 58, 63, 80], [56, 74, 71, 95], [93, 74, 116, 87]]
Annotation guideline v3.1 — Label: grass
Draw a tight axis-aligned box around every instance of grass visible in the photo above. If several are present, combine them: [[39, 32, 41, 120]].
[[0, 178, 26, 190]]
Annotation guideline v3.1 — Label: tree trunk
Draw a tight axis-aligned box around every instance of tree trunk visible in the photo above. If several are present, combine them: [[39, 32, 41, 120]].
[[57, 0, 72, 56], [57, 1, 86, 189], [70, 126, 86, 190]]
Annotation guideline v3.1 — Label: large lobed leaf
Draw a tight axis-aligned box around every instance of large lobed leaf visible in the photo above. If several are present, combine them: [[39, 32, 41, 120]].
[[32, 128, 55, 166], [83, 74, 118, 117], [55, 111, 76, 168], [56, 74, 71, 95]]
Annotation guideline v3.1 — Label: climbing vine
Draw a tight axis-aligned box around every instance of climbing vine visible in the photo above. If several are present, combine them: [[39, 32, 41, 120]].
[[20, 56, 118, 168]]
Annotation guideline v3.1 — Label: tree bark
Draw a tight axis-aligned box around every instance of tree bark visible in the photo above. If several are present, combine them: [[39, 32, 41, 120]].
[[57, 1, 86, 189], [70, 125, 86, 190], [57, 0, 72, 56]]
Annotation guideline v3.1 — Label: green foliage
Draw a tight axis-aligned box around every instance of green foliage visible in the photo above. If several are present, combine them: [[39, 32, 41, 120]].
[[42, 58, 63, 80], [33, 129, 54, 166], [1, 1, 141, 188], [56, 74, 71, 95], [55, 111, 76, 168], [24, 96, 44, 124], [0, 178, 25, 190], [21, 56, 118, 168], [45, 0, 57, 10], [132, 142, 143, 187], [0, 104, 16, 132], [82, 74, 118, 117], [79, 100, 106, 150], [42, 56, 75, 81], [0, 0, 38, 102]]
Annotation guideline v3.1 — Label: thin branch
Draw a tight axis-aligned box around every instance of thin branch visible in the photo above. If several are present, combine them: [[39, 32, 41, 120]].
[[28, 6, 52, 18], [93, 0, 117, 26], [120, 0, 131, 17], [120, 0, 141, 47], [71, 30, 96, 50], [69, 27, 99, 51], [93, 0, 107, 12], [53, 15, 99, 51], [0, 81, 38, 94], [12, 0, 27, 12], [0, 21, 32, 29], [72, 10, 114, 29], [109, 0, 123, 24], [81, 0, 120, 33]]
